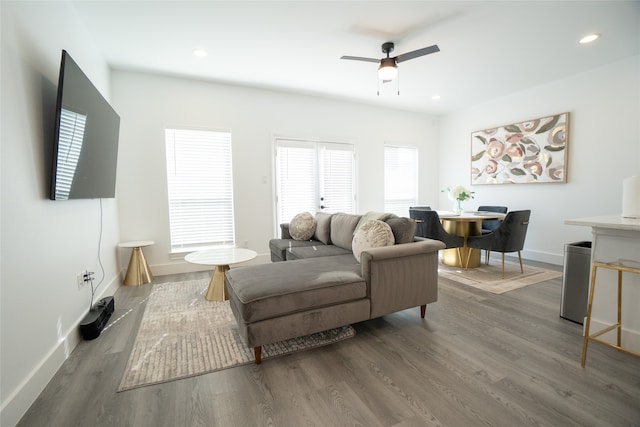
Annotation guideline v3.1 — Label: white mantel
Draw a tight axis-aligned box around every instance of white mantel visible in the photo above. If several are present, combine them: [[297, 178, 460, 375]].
[[565, 214, 640, 354]]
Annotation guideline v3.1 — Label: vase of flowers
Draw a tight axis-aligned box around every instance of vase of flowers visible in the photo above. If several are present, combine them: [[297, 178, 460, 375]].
[[444, 185, 475, 214]]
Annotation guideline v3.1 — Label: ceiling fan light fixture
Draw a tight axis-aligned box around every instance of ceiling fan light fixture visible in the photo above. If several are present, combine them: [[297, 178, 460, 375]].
[[378, 58, 397, 80]]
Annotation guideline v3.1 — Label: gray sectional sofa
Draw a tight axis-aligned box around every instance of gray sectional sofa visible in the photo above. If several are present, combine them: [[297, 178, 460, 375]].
[[225, 212, 445, 364]]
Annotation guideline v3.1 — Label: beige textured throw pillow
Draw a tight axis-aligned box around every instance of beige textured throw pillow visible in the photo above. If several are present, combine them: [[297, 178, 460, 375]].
[[352, 219, 395, 262], [289, 212, 317, 240]]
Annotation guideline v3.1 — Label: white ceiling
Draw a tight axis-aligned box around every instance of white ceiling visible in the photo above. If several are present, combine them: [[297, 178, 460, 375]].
[[72, 1, 640, 115]]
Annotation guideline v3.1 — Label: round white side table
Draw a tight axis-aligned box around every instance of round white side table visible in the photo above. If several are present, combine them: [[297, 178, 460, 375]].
[[118, 240, 155, 286], [185, 247, 257, 301]]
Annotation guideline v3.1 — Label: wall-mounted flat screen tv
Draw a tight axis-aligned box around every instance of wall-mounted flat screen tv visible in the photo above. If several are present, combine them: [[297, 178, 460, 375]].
[[50, 50, 120, 200]]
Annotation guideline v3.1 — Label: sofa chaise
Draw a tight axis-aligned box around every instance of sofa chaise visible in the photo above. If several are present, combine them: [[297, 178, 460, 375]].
[[225, 212, 445, 363]]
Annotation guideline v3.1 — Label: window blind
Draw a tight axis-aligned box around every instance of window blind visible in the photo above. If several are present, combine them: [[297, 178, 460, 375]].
[[384, 145, 418, 217], [275, 139, 355, 229], [276, 141, 318, 224], [165, 128, 235, 251], [320, 145, 355, 214]]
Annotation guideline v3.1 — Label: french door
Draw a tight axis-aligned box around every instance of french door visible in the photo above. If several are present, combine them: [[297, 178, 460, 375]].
[[274, 138, 356, 232]]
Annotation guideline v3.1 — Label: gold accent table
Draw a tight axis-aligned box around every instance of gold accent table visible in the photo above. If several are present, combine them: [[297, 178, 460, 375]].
[[185, 247, 257, 301], [118, 240, 154, 286], [438, 211, 506, 268]]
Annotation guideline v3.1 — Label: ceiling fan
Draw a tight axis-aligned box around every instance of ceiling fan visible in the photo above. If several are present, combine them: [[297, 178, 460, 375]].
[[341, 41, 440, 82]]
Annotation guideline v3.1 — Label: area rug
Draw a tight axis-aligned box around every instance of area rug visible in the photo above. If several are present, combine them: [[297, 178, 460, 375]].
[[118, 279, 355, 391], [438, 259, 562, 294]]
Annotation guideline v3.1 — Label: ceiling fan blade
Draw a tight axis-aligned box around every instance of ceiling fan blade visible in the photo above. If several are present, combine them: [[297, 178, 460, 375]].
[[395, 44, 440, 63], [340, 55, 380, 63]]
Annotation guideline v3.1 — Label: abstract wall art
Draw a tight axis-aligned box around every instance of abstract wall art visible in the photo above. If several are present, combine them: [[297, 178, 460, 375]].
[[470, 112, 569, 184]]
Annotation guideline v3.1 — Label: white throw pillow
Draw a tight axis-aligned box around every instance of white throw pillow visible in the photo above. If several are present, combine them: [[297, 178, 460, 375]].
[[289, 212, 317, 240], [352, 219, 395, 262]]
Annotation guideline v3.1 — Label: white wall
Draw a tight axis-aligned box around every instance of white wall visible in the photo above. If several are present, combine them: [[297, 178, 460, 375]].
[[2, 2, 638, 425], [0, 3, 121, 425], [111, 71, 440, 275], [438, 56, 640, 265]]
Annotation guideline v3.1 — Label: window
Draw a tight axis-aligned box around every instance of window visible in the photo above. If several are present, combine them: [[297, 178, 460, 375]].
[[384, 145, 418, 217], [165, 128, 234, 252], [275, 139, 355, 230]]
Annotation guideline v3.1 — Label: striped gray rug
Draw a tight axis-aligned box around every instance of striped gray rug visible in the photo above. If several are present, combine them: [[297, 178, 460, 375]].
[[118, 279, 355, 391]]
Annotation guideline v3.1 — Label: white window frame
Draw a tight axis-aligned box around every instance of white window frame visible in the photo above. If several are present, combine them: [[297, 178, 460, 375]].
[[164, 127, 235, 253]]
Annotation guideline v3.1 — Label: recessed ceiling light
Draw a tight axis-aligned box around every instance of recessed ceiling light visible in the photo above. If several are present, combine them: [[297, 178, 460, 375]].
[[579, 34, 600, 44], [432, 94, 441, 100], [193, 49, 208, 57]]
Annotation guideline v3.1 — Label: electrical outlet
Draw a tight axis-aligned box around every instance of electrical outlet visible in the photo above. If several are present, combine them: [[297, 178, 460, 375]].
[[77, 269, 92, 289], [77, 271, 86, 288]]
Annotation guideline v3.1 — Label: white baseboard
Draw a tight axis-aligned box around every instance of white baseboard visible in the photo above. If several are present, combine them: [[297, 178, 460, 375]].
[[521, 249, 563, 266], [0, 274, 120, 427], [583, 318, 640, 354]]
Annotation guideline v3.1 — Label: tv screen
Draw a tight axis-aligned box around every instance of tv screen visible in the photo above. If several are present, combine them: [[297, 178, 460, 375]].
[[50, 50, 120, 200]]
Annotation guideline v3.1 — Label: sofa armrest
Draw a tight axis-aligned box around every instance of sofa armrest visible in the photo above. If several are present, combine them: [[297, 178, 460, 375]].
[[280, 223, 292, 239], [360, 239, 445, 318]]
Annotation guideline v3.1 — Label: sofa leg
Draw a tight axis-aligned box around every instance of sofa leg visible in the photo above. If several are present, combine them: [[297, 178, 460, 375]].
[[254, 346, 262, 364], [420, 305, 426, 318]]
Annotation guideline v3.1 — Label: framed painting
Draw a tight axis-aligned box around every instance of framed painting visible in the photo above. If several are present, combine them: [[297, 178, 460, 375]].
[[470, 112, 569, 184]]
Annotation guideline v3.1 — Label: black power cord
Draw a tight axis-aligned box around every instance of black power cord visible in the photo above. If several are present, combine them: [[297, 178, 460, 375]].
[[88, 198, 107, 311]]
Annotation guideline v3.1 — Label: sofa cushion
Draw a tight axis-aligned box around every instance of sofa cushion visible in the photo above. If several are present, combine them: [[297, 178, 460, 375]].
[[269, 238, 321, 262], [352, 219, 395, 262], [354, 211, 398, 233], [313, 212, 333, 244], [226, 256, 365, 323], [290, 212, 317, 240], [386, 217, 417, 244], [286, 245, 352, 260], [330, 213, 362, 250]]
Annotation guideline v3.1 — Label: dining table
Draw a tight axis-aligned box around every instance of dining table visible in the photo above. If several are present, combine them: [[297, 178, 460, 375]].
[[437, 211, 506, 268]]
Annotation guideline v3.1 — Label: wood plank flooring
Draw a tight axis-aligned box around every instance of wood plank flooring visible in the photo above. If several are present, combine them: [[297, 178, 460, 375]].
[[17, 261, 640, 426]]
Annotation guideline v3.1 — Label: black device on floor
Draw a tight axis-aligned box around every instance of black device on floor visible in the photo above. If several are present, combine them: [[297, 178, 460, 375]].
[[79, 296, 114, 340]]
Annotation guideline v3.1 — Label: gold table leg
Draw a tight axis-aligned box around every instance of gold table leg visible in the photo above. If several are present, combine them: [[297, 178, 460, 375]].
[[124, 247, 154, 286], [442, 221, 481, 268], [205, 265, 230, 301]]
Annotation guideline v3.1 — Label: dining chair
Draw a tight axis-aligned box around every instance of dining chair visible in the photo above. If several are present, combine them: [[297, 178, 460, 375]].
[[410, 209, 465, 267], [465, 210, 531, 278], [477, 205, 508, 234], [409, 205, 431, 212]]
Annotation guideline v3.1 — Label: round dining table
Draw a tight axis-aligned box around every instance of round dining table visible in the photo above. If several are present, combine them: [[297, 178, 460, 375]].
[[437, 211, 506, 268]]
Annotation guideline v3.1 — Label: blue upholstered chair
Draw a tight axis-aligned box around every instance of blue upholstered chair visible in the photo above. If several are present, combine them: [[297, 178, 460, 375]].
[[477, 205, 508, 234]]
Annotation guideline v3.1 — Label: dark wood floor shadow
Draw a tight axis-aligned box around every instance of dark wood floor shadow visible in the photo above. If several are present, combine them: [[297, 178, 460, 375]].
[[17, 263, 640, 427]]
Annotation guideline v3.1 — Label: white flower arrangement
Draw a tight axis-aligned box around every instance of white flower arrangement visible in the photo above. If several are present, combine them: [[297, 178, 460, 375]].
[[445, 185, 475, 202]]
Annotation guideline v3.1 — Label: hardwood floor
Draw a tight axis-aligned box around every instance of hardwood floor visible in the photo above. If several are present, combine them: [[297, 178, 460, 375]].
[[18, 262, 640, 426]]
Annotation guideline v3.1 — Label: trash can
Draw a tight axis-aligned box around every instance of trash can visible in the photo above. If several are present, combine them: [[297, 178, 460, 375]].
[[560, 241, 592, 324]]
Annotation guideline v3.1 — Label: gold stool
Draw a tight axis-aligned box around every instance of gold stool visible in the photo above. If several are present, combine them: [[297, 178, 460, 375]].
[[581, 261, 640, 367], [118, 241, 154, 286]]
